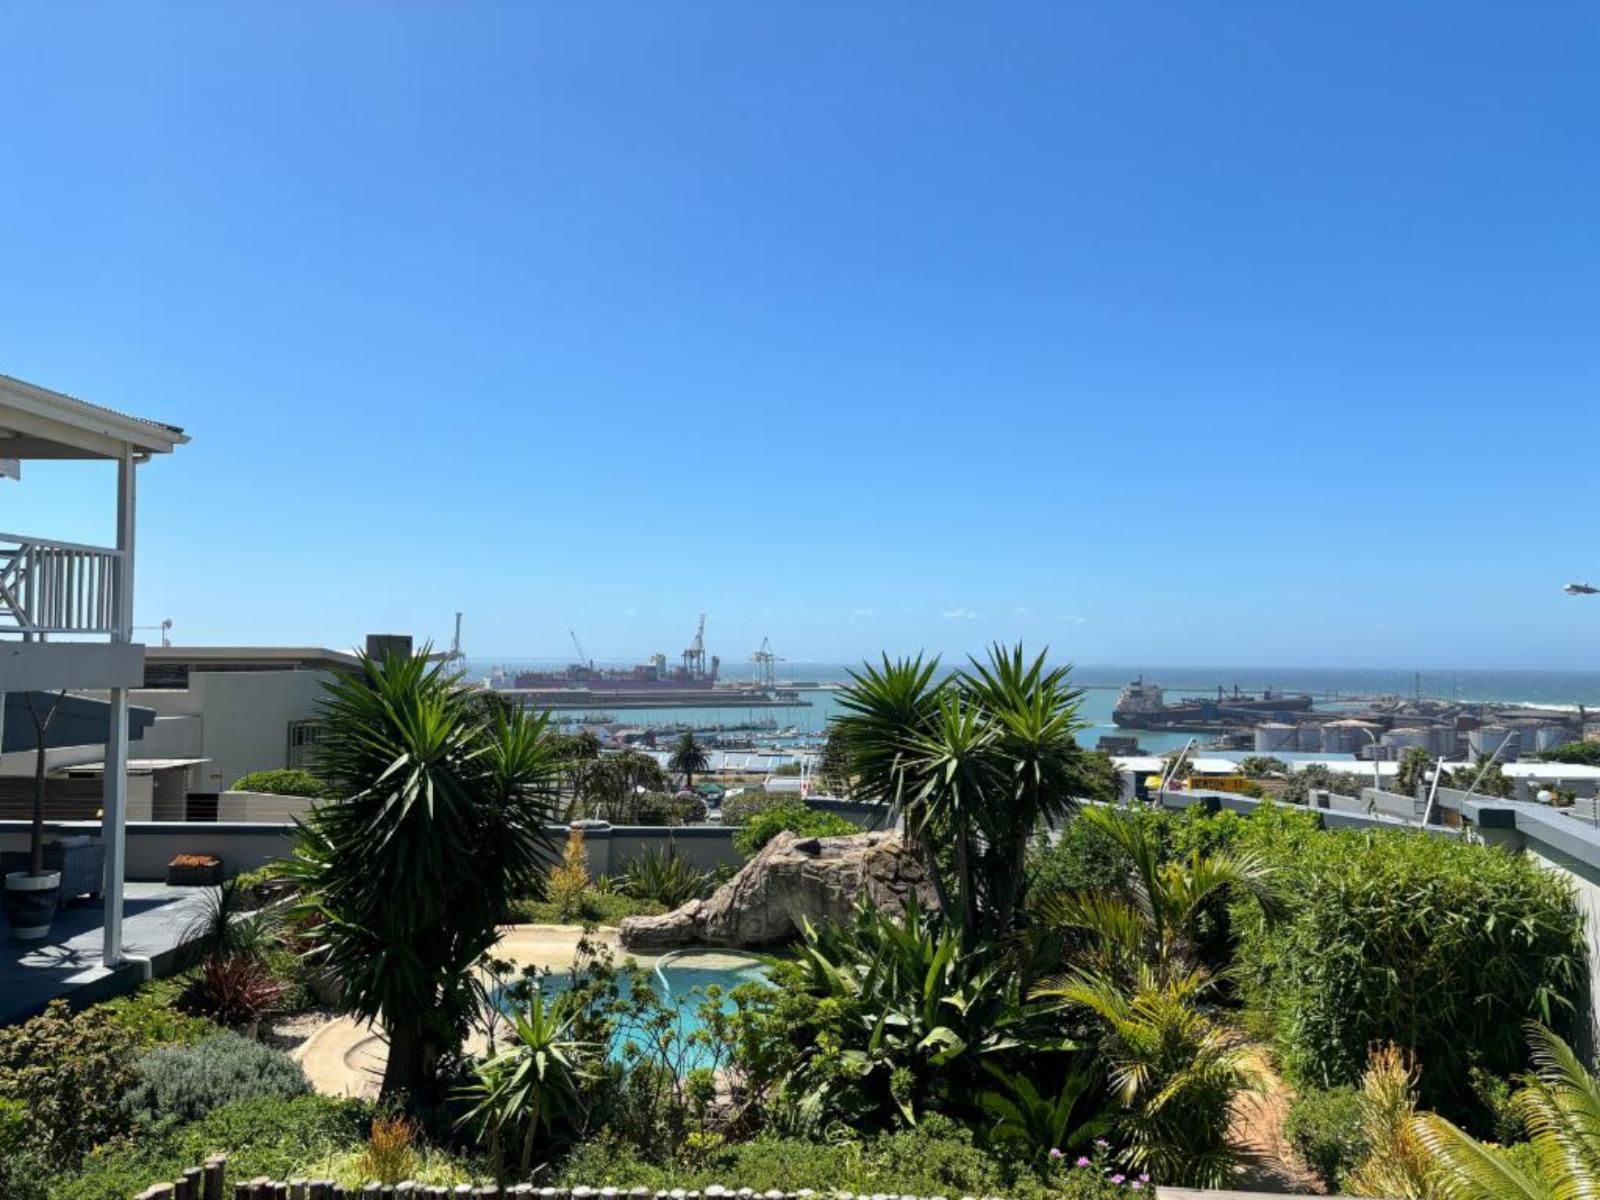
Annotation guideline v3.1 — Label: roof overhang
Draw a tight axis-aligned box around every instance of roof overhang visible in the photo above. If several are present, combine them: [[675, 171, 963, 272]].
[[0, 372, 187, 461]]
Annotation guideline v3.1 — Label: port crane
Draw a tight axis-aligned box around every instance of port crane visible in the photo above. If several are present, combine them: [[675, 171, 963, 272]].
[[570, 630, 593, 671], [443, 612, 465, 665], [682, 614, 707, 680], [751, 637, 785, 688]]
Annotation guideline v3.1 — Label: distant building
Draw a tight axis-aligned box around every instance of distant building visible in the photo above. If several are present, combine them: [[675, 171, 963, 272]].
[[130, 645, 361, 800]]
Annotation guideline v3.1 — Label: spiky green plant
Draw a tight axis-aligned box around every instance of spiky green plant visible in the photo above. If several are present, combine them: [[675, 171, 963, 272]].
[[618, 845, 712, 908], [280, 650, 563, 1104], [832, 645, 1103, 937], [978, 1061, 1110, 1164], [459, 991, 588, 1180]]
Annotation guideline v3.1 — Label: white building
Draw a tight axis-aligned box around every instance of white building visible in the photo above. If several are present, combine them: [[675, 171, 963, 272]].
[[131, 645, 360, 799], [0, 373, 187, 964]]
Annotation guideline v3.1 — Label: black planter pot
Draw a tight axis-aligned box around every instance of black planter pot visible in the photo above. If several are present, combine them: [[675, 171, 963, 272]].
[[4, 870, 61, 941]]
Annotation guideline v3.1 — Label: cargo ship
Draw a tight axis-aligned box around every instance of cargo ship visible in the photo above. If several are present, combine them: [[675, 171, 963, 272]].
[[1113, 678, 1315, 731], [489, 616, 808, 710]]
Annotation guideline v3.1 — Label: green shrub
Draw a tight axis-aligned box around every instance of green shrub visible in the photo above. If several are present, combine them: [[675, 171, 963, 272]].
[[1233, 807, 1588, 1125], [229, 769, 327, 798], [629, 791, 709, 826], [507, 892, 665, 925], [52, 1094, 369, 1200], [731, 803, 860, 857], [1282, 1085, 1367, 1192], [122, 1031, 310, 1129], [0, 1098, 49, 1200], [554, 1116, 1120, 1199], [0, 999, 138, 1168], [96, 977, 219, 1047], [718, 790, 786, 826]]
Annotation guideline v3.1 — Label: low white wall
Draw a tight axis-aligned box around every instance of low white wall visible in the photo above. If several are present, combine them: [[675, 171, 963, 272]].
[[216, 790, 314, 822]]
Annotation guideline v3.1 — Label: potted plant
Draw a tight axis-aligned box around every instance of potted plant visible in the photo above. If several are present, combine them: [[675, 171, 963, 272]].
[[4, 690, 65, 940]]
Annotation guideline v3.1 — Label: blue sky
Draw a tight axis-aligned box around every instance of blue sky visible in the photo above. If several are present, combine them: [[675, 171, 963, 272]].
[[1, 2, 1596, 669]]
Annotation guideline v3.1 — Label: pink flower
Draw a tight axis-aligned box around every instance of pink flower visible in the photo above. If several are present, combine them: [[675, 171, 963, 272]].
[[1075, 1156, 1091, 1167], [1110, 1175, 1125, 1185], [1048, 1148, 1063, 1161], [1130, 1185, 1142, 1192], [1138, 1174, 1150, 1183]]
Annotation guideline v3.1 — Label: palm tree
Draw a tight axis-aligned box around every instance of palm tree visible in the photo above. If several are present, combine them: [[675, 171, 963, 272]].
[[1410, 1023, 1600, 1200], [281, 650, 563, 1104], [1033, 807, 1282, 1187], [667, 731, 710, 792], [832, 645, 1101, 937]]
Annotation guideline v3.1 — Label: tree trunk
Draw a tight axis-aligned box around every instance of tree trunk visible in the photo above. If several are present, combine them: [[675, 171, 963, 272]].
[[24, 691, 64, 877], [380, 1018, 431, 1105]]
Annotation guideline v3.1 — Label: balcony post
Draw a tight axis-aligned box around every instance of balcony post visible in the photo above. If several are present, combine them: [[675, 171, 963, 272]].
[[102, 448, 137, 967]]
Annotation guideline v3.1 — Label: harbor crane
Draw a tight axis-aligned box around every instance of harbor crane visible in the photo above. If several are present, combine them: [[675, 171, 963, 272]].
[[443, 612, 465, 665], [751, 636, 785, 688], [570, 630, 593, 671], [682, 614, 707, 680]]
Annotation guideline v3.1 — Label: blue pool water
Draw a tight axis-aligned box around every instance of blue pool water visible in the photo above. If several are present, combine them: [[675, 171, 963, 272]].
[[497, 955, 771, 1072]]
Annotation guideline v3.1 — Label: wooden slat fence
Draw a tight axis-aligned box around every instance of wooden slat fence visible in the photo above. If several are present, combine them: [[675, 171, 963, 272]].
[[132, 1159, 1366, 1200]]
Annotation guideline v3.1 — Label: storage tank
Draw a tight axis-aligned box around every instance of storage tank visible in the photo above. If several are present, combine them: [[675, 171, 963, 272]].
[[1469, 726, 1521, 760], [1321, 719, 1383, 754], [1296, 724, 1325, 751], [1384, 726, 1455, 757], [1534, 725, 1574, 753], [1254, 723, 1298, 754]]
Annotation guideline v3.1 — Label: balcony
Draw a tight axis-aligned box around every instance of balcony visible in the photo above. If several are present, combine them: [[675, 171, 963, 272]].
[[0, 532, 124, 638]]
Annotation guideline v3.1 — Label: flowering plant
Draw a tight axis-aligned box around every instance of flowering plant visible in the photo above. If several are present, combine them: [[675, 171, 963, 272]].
[[1048, 1140, 1151, 1196]]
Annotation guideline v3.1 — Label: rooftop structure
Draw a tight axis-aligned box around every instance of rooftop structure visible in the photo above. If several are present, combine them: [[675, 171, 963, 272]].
[[0, 371, 187, 966]]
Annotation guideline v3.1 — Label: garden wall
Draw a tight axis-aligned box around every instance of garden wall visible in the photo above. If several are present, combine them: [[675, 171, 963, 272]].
[[0, 820, 746, 882]]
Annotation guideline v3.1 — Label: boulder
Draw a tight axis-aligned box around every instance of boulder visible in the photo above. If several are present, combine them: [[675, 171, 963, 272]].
[[618, 830, 936, 951]]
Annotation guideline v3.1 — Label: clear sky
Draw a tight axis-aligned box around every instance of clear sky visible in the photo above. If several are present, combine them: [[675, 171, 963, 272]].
[[1, 2, 1596, 669]]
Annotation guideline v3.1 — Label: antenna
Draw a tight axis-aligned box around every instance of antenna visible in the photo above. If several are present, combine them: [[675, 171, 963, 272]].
[[133, 618, 173, 648]]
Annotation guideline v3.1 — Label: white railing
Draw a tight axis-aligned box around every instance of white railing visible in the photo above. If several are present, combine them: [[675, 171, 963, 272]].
[[0, 532, 123, 636]]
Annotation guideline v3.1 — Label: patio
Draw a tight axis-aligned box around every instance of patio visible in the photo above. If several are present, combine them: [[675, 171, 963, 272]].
[[0, 883, 211, 1024]]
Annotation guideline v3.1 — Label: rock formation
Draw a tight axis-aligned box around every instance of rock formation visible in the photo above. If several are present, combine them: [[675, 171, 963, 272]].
[[618, 830, 936, 951]]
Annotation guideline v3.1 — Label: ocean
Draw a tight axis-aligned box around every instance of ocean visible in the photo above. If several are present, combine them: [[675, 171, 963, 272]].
[[462, 661, 1600, 756]]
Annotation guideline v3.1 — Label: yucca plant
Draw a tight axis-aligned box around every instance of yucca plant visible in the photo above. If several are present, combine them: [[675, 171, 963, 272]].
[[832, 645, 1104, 938], [618, 845, 711, 908], [280, 649, 564, 1104], [459, 992, 589, 1180], [1410, 1023, 1600, 1200]]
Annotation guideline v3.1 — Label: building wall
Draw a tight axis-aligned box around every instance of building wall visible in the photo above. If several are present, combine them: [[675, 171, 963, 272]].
[[134, 669, 332, 794]]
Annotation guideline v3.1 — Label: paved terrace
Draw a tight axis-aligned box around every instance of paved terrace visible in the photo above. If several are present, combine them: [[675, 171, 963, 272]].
[[0, 882, 210, 1024]]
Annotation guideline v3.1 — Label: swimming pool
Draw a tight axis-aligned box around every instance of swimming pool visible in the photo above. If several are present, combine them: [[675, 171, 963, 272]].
[[496, 951, 771, 1072]]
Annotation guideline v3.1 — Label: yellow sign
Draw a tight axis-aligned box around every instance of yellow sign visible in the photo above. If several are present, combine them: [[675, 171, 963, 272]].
[[1190, 775, 1257, 794]]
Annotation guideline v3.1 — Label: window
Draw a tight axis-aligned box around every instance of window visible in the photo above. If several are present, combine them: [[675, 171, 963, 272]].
[[287, 719, 326, 771]]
